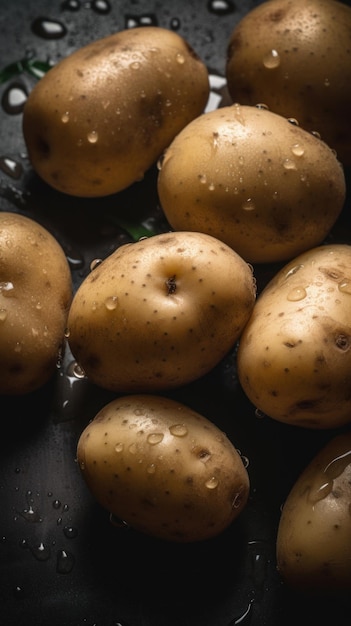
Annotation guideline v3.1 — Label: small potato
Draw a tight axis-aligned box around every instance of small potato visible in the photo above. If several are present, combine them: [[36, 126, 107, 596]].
[[77, 394, 250, 542], [0, 211, 72, 395], [67, 231, 256, 393], [22, 26, 210, 198], [237, 244, 351, 429], [226, 0, 351, 166], [276, 431, 351, 592], [157, 104, 345, 264]]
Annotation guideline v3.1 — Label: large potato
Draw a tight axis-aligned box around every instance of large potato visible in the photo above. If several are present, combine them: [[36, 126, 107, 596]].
[[225, 0, 351, 166], [67, 231, 256, 393], [276, 431, 351, 592], [77, 394, 250, 542], [0, 211, 72, 395], [22, 26, 210, 197], [237, 244, 351, 429], [157, 104, 345, 264]]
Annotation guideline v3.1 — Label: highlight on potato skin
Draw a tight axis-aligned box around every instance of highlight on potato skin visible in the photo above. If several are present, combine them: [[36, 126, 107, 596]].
[[77, 394, 250, 543], [22, 26, 210, 198]]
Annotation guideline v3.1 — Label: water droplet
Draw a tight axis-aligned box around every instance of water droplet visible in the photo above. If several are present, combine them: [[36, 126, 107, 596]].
[[176, 53, 185, 64], [311, 130, 321, 140], [0, 156, 23, 179], [31, 17, 67, 39], [61, 0, 81, 11], [255, 102, 269, 110], [308, 480, 333, 504], [147, 432, 164, 445], [291, 143, 304, 157], [287, 286, 307, 302], [283, 158, 297, 171], [205, 476, 218, 489], [324, 77, 330, 87], [87, 130, 98, 143], [198, 173, 207, 184], [125, 13, 158, 29], [91, 0, 111, 14], [285, 264, 304, 279], [52, 499, 61, 509], [61, 111, 70, 123], [170, 17, 181, 30], [287, 118, 299, 126], [1, 82, 28, 114], [339, 280, 351, 295], [169, 424, 188, 437], [105, 295, 118, 310], [31, 542, 51, 562], [56, 549, 75, 574], [242, 198, 255, 211], [207, 0, 236, 16], [115, 442, 124, 453], [130, 61, 141, 70], [0, 309, 8, 322], [147, 463, 156, 474], [63, 525, 78, 539], [128, 443, 138, 454], [263, 49, 280, 69], [90, 258, 103, 271]]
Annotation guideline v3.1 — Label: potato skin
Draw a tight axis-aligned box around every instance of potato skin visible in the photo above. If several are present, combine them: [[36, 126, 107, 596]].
[[0, 211, 72, 395], [22, 26, 210, 198], [226, 0, 351, 166], [67, 231, 256, 393], [77, 394, 250, 542], [237, 244, 351, 429], [157, 104, 345, 264], [276, 431, 351, 592]]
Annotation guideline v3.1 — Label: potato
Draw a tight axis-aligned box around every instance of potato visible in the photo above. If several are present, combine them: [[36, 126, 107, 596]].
[[77, 394, 250, 542], [276, 431, 351, 592], [157, 104, 345, 264], [0, 211, 72, 395], [22, 26, 210, 198], [237, 244, 351, 429], [225, 0, 351, 166], [66, 231, 256, 393]]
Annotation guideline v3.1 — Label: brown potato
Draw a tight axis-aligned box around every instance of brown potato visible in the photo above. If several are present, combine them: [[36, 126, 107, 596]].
[[276, 431, 351, 592], [77, 394, 250, 542], [225, 0, 351, 166], [0, 211, 72, 395], [22, 26, 210, 197]]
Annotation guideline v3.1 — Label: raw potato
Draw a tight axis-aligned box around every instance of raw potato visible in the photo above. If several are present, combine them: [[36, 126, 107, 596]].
[[237, 244, 351, 429], [225, 0, 351, 166], [0, 211, 72, 395], [67, 231, 256, 393], [22, 26, 210, 198], [77, 394, 250, 542], [276, 431, 351, 592], [157, 104, 345, 264]]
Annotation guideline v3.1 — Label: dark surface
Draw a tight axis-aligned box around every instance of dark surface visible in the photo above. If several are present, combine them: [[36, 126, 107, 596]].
[[0, 2, 351, 625]]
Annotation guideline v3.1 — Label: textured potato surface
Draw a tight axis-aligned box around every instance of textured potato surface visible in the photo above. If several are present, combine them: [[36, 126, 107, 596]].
[[77, 394, 250, 542]]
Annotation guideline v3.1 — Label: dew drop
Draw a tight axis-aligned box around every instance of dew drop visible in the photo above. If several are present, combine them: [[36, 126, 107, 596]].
[[169, 423, 188, 437], [90, 258, 103, 271], [263, 49, 280, 69], [56, 549, 75, 574], [205, 476, 218, 489], [0, 156, 23, 179], [61, 0, 81, 11], [207, 0, 236, 16], [63, 525, 78, 539], [176, 53, 185, 64], [287, 286, 307, 302], [31, 542, 51, 562], [287, 117, 299, 126], [105, 295, 118, 310], [87, 130, 98, 143], [291, 143, 304, 157], [52, 499, 61, 510], [339, 280, 351, 295], [1, 82, 28, 114], [283, 158, 297, 171], [31, 17, 67, 39], [115, 442, 124, 453], [242, 198, 255, 211], [91, 0, 111, 14], [147, 432, 164, 445]]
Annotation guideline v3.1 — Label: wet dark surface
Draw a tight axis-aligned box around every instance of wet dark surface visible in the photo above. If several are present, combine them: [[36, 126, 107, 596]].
[[1, 2, 351, 625]]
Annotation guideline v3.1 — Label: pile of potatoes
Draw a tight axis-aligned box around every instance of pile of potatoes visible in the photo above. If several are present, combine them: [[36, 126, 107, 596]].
[[2, 0, 351, 591]]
